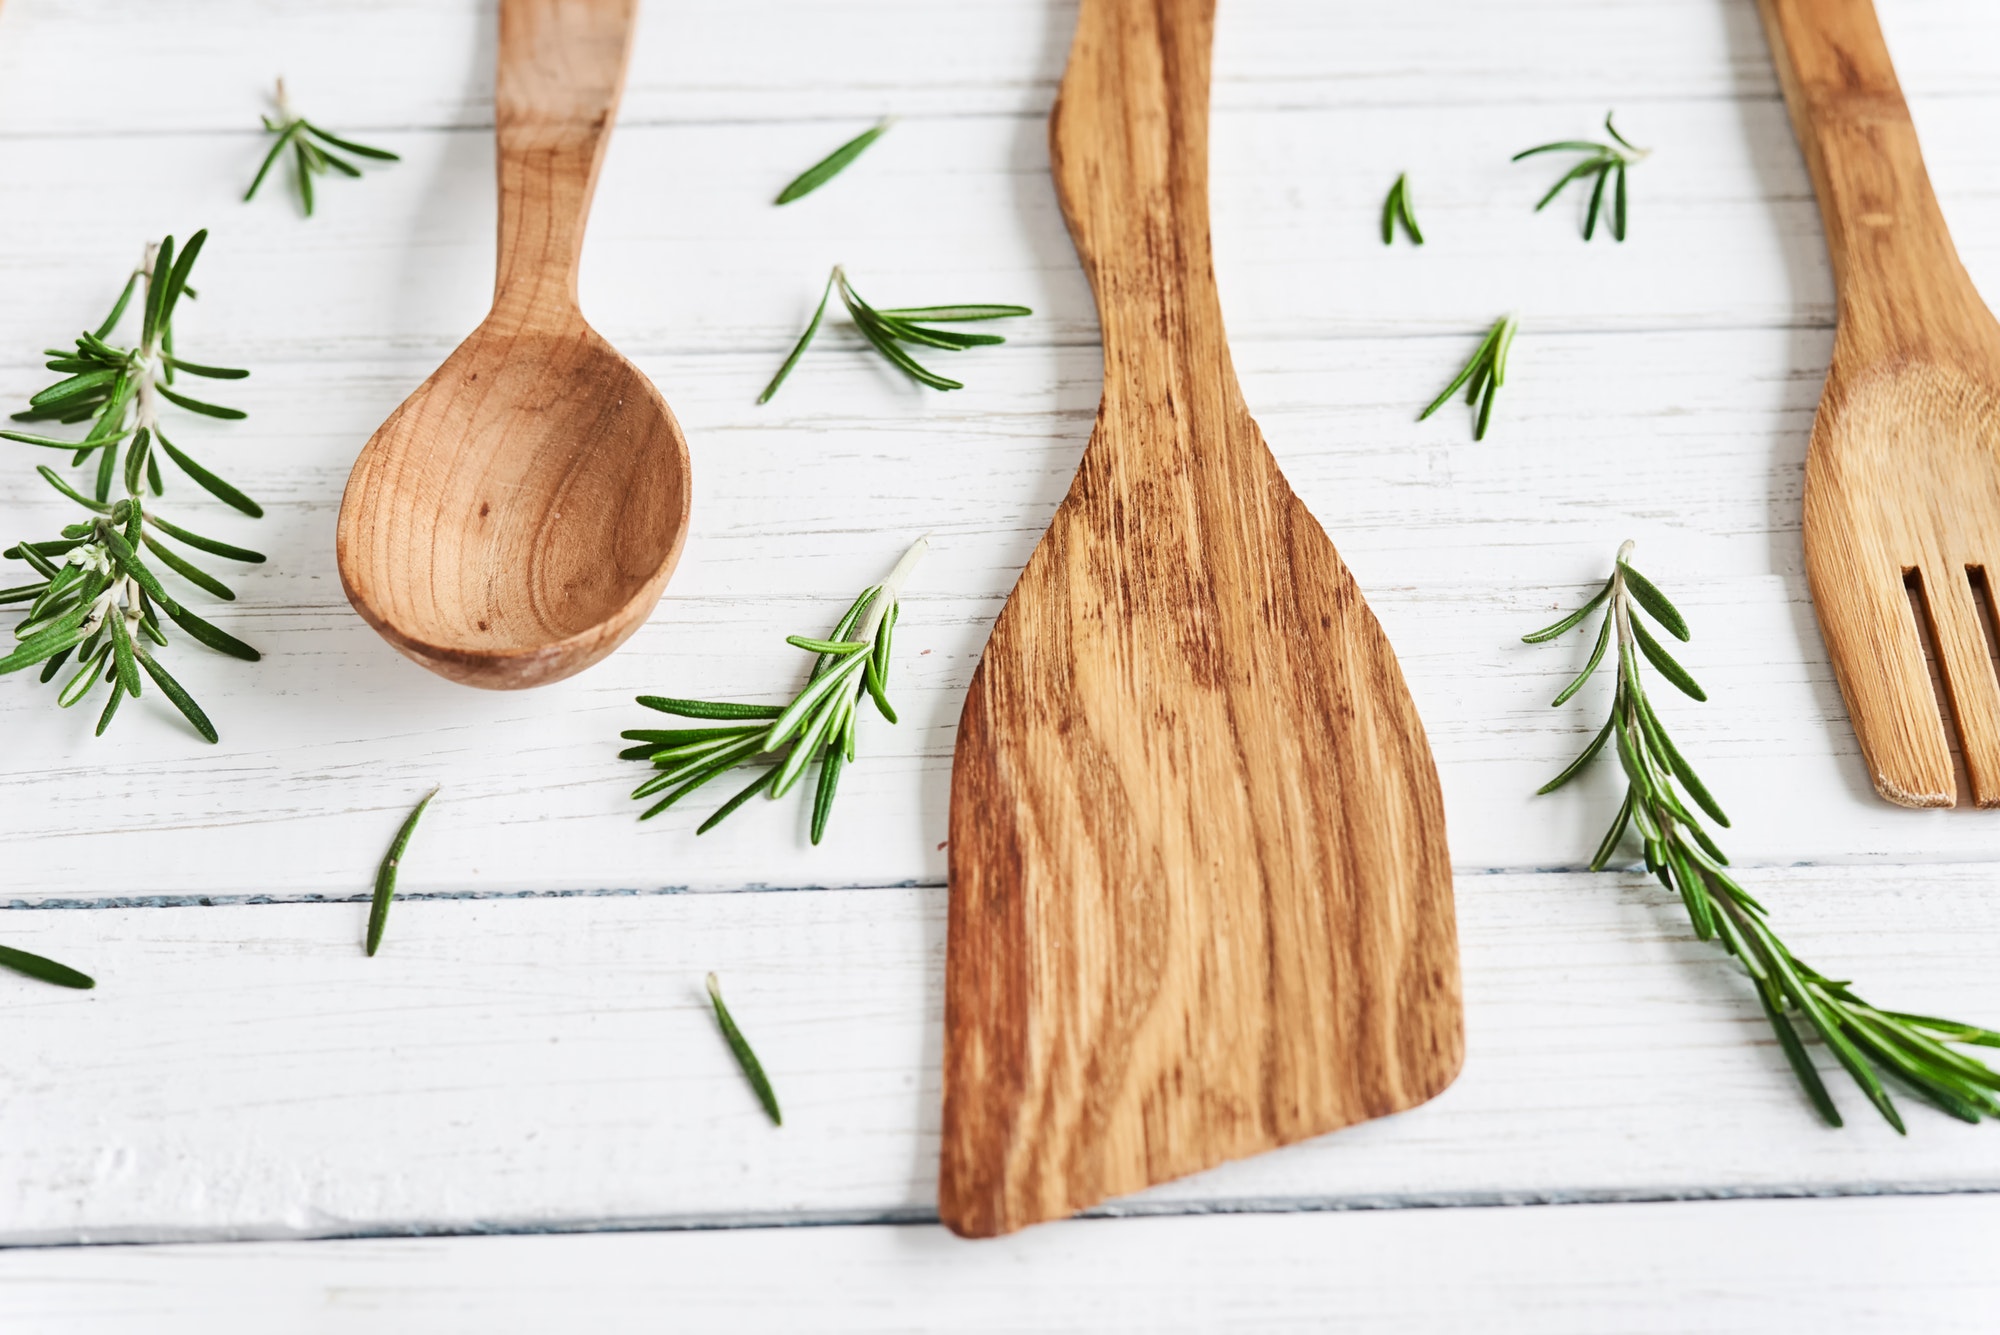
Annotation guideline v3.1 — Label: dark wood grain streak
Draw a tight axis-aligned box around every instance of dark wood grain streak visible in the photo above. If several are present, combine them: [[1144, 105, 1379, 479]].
[[939, 0, 1463, 1239], [1757, 0, 2000, 805]]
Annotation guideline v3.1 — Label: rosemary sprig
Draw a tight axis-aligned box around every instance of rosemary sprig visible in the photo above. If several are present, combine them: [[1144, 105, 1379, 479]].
[[3, 233, 262, 741], [622, 536, 927, 841], [759, 267, 1029, 402], [0, 943, 95, 990], [245, 78, 399, 217], [1418, 313, 1516, 441], [775, 118, 892, 205], [367, 787, 438, 957], [707, 973, 781, 1126], [1529, 542, 2000, 1130], [1380, 172, 1423, 246], [1514, 112, 1648, 241]]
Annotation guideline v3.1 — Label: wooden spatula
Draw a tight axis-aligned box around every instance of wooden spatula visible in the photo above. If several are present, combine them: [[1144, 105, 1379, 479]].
[[939, 0, 1464, 1239], [1758, 0, 2000, 806]]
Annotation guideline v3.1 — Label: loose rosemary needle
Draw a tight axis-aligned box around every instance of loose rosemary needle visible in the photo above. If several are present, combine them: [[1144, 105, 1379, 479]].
[[2, 232, 262, 740], [1514, 112, 1649, 241], [0, 943, 95, 990], [759, 267, 1029, 402], [1380, 172, 1423, 246], [621, 536, 928, 842], [1528, 542, 2000, 1130], [707, 972, 781, 1126], [774, 118, 893, 205], [367, 787, 438, 957], [1418, 313, 1517, 441], [245, 78, 400, 217]]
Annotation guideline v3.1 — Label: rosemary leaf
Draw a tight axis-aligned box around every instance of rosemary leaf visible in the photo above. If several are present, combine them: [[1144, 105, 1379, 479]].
[[774, 118, 892, 205], [247, 80, 397, 216], [759, 266, 1028, 402], [0, 943, 95, 990], [1419, 314, 1517, 441], [706, 973, 781, 1126], [623, 537, 927, 843], [1380, 172, 1423, 246], [368, 788, 438, 957], [1514, 112, 1649, 242]]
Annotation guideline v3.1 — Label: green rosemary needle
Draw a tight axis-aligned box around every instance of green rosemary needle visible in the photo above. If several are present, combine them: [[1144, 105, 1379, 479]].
[[1380, 172, 1423, 246], [622, 536, 927, 841], [1418, 313, 1516, 441], [775, 118, 892, 205], [368, 787, 438, 957], [0, 943, 95, 990], [707, 972, 781, 1125], [1529, 541, 2000, 1130], [3, 233, 262, 740], [1514, 112, 1648, 241], [245, 78, 399, 217], [759, 266, 1029, 402]]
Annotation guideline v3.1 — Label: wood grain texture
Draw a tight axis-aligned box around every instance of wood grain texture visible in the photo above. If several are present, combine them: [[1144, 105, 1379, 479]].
[[5, 1195, 1999, 1335], [335, 0, 690, 689], [941, 0, 1460, 1237], [1759, 0, 2000, 807]]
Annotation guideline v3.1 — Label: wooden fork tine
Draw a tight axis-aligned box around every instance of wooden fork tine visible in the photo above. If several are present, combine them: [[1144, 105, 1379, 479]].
[[1918, 562, 2000, 806], [1808, 549, 1954, 808]]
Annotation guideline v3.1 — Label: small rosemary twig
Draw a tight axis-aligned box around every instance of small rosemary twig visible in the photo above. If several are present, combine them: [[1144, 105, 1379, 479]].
[[245, 78, 399, 217], [622, 536, 927, 842], [775, 118, 893, 205], [759, 267, 1028, 402], [0, 944, 95, 990], [368, 787, 438, 957], [707, 973, 781, 1126], [1514, 112, 1648, 241], [1380, 172, 1423, 246], [3, 233, 262, 740], [1418, 313, 1517, 441], [1529, 542, 2000, 1130]]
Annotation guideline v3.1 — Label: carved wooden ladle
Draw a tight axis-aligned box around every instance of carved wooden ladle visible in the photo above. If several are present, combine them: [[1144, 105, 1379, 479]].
[[337, 0, 689, 689]]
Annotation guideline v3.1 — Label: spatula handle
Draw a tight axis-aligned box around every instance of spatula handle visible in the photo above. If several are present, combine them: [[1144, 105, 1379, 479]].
[[1756, 0, 1992, 361], [1049, 0, 1241, 432], [493, 0, 636, 326]]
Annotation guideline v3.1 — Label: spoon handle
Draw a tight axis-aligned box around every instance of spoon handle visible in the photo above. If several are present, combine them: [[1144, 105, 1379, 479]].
[[1757, 0, 1993, 363], [494, 0, 638, 326], [1048, 0, 1245, 445]]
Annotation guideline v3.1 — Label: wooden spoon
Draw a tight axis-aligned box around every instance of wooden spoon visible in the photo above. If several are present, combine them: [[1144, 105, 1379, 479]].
[[940, 0, 1464, 1238], [1758, 0, 2000, 806], [336, 0, 689, 689]]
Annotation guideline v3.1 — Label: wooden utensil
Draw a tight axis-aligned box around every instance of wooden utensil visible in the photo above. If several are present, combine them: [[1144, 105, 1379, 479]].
[[1758, 0, 2000, 806], [940, 0, 1463, 1238], [336, 0, 689, 690]]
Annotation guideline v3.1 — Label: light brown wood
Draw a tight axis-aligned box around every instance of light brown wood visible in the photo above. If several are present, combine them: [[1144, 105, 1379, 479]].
[[1758, 0, 2000, 806], [336, 0, 689, 690], [939, 0, 1463, 1239]]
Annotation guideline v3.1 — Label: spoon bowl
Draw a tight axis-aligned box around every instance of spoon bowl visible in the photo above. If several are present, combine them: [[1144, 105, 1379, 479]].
[[337, 318, 688, 689], [336, 0, 687, 689]]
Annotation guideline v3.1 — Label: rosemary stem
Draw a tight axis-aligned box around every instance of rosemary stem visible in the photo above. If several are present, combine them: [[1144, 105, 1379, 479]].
[[856, 533, 930, 644]]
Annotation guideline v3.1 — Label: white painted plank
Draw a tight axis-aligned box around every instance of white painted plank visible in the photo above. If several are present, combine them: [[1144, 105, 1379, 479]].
[[12, 329, 2000, 896], [11, 84, 2000, 362], [1, 0, 1994, 133], [2, 1194, 1996, 1334], [0, 862, 1993, 1244]]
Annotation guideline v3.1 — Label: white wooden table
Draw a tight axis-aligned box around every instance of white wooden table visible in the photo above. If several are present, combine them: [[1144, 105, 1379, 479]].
[[2, 1, 1999, 1329]]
